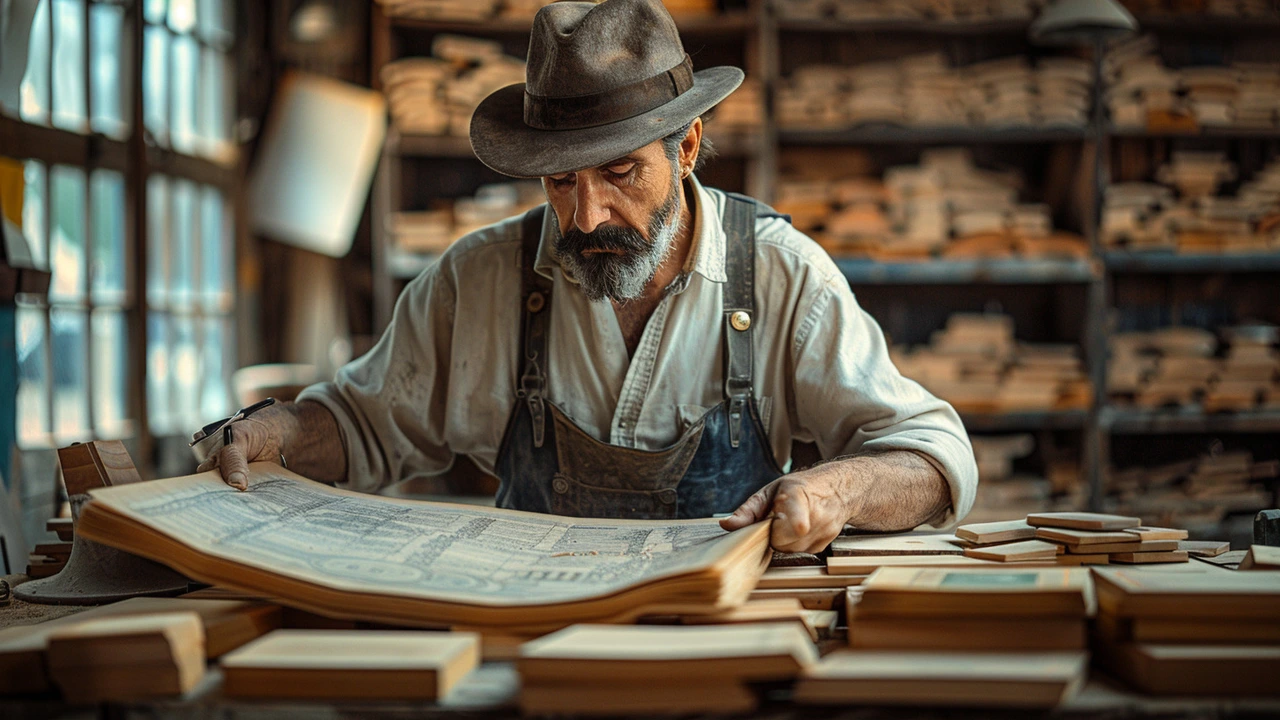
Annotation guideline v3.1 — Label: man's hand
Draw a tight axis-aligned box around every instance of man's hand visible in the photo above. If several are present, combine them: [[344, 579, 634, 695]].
[[195, 406, 290, 491], [719, 464, 856, 554], [719, 450, 953, 553]]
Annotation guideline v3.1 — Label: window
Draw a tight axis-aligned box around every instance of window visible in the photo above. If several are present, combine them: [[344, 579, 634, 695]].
[[5, 0, 239, 460]]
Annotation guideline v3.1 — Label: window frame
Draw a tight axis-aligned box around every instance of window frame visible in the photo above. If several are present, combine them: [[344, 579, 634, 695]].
[[1, 0, 240, 471]]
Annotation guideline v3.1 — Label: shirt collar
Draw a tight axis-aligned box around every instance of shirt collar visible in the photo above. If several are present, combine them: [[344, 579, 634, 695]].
[[533, 174, 727, 285]]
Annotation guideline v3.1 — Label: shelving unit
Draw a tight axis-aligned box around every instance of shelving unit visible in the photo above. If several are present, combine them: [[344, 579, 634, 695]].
[[365, 1, 1280, 523]]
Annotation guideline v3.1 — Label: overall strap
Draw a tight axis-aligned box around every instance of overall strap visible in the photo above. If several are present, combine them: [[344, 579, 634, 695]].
[[519, 205, 552, 448], [721, 195, 759, 449]]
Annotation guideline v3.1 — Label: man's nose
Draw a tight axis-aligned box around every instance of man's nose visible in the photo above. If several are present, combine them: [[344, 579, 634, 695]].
[[573, 176, 610, 234]]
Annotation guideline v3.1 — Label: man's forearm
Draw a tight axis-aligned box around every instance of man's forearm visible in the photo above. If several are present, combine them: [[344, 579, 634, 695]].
[[828, 449, 952, 532], [277, 400, 347, 484]]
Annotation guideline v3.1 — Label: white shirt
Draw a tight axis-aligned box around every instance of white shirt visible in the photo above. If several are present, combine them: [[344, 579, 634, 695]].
[[298, 176, 977, 525]]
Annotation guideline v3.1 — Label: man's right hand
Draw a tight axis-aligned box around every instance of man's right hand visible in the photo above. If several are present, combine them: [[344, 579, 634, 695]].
[[195, 406, 290, 491]]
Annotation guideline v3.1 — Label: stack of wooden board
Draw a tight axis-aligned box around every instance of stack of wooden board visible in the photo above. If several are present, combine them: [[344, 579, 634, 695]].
[[517, 623, 818, 714], [1109, 323, 1280, 412], [1107, 448, 1278, 535], [796, 566, 1091, 708], [890, 313, 1091, 414], [45, 613, 206, 704], [0, 596, 281, 696], [380, 37, 525, 137], [221, 630, 479, 701], [1091, 562, 1280, 696], [774, 148, 1088, 261], [1025, 513, 1191, 566], [390, 182, 543, 254]]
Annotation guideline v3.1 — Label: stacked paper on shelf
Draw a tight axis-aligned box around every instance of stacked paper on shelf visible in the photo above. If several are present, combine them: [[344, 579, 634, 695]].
[[778, 54, 1091, 131], [381, 36, 525, 137], [390, 182, 543, 254]]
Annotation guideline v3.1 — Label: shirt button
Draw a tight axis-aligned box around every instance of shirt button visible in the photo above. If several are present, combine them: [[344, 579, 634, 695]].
[[552, 477, 569, 494]]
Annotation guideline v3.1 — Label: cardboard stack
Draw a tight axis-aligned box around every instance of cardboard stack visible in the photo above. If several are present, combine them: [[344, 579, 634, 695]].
[[391, 182, 543, 254], [1106, 34, 1280, 133], [777, 54, 1091, 131], [1092, 562, 1280, 696], [772, 0, 1043, 23], [776, 148, 1087, 260], [795, 566, 1090, 708], [890, 313, 1092, 414], [517, 623, 818, 714], [1108, 324, 1280, 411], [1107, 449, 1278, 536], [381, 36, 526, 138]]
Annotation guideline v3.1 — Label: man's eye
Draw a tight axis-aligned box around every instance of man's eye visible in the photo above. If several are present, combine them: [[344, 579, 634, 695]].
[[606, 164, 635, 179], [548, 174, 575, 188]]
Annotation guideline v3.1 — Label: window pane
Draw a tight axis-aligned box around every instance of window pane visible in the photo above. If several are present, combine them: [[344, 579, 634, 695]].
[[199, 48, 233, 160], [19, 0, 50, 123], [49, 166, 87, 303], [147, 174, 170, 306], [169, 0, 197, 33], [198, 0, 233, 48], [147, 311, 172, 433], [143, 26, 169, 145], [200, 316, 232, 419], [199, 186, 231, 308], [144, 0, 166, 25], [16, 307, 50, 447], [90, 3, 130, 139], [51, 308, 90, 443], [170, 179, 197, 308], [171, 35, 199, 154], [172, 315, 199, 427], [90, 170, 128, 306], [23, 161, 48, 270], [92, 309, 130, 438], [51, 0, 87, 133]]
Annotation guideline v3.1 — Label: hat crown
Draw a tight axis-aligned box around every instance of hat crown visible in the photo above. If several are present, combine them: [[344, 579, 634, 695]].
[[526, 0, 686, 100]]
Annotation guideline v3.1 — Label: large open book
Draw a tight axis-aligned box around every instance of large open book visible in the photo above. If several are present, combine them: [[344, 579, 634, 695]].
[[77, 464, 773, 632]]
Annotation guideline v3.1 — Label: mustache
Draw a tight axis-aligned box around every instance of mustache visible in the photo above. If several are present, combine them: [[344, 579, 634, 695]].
[[558, 224, 650, 255]]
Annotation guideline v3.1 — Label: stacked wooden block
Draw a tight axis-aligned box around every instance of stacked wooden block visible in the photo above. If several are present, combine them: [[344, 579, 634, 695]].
[[956, 512, 1196, 566], [26, 517, 73, 579], [708, 78, 766, 135], [775, 148, 1087, 260], [391, 182, 543, 254], [772, 0, 1044, 22], [1103, 153, 1280, 252], [1107, 449, 1279, 535], [777, 54, 1091, 131], [1107, 34, 1280, 132], [1108, 324, 1280, 411], [890, 313, 1092, 414], [381, 36, 525, 138]]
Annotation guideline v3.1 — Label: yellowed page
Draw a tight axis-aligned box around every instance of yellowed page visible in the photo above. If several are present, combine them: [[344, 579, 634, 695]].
[[81, 464, 764, 608]]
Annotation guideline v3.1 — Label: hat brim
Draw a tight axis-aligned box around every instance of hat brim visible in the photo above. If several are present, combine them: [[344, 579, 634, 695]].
[[469, 66, 744, 178]]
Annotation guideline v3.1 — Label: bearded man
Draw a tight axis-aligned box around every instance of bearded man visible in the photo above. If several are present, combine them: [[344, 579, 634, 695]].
[[198, 0, 977, 552]]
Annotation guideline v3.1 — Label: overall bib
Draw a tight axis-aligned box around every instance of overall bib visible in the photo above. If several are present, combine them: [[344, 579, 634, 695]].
[[494, 194, 786, 519]]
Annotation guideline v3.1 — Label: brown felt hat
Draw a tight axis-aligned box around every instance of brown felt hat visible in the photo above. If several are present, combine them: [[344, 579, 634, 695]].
[[469, 0, 744, 178]]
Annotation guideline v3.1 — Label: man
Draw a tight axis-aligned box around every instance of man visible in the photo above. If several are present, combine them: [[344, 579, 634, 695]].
[[199, 0, 977, 553]]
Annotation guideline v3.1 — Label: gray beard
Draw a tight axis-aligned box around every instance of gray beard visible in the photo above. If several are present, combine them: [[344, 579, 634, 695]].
[[552, 176, 683, 303]]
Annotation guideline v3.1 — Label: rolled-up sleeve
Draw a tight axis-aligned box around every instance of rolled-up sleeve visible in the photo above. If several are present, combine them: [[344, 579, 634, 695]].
[[790, 272, 977, 527], [296, 263, 457, 494]]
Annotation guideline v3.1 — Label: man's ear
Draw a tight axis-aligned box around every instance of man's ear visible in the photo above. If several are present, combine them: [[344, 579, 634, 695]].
[[680, 118, 703, 175]]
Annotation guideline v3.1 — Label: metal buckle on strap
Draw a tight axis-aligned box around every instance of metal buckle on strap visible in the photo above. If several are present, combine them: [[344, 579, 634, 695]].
[[728, 396, 744, 449]]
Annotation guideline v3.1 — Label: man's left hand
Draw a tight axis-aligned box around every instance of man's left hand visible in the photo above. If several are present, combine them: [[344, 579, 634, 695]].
[[718, 464, 856, 553]]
